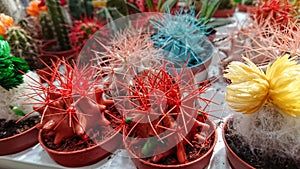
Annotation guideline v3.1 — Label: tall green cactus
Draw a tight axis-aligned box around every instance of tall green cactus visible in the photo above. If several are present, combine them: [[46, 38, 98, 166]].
[[45, 0, 71, 51], [39, 11, 55, 40], [68, 0, 94, 20], [6, 26, 39, 70]]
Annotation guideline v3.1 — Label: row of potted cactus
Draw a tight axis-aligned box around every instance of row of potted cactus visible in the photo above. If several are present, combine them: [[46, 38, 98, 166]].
[[0, 0, 300, 169]]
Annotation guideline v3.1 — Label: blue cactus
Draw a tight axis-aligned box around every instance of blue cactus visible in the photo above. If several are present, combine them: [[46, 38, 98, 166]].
[[150, 8, 214, 68]]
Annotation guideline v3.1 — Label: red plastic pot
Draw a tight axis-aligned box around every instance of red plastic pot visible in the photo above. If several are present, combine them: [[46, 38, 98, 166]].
[[38, 127, 122, 167], [0, 125, 38, 155], [213, 8, 236, 18], [125, 120, 218, 169], [222, 119, 254, 169], [39, 40, 78, 59]]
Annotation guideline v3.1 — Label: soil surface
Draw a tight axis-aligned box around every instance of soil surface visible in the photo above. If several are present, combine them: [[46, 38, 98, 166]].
[[0, 116, 40, 139], [42, 108, 122, 152], [225, 120, 300, 169], [129, 130, 215, 165], [159, 134, 215, 165]]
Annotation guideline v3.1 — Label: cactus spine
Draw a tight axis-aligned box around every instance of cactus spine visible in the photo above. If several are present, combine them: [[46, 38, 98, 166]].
[[6, 26, 39, 70], [45, 0, 71, 51], [39, 11, 55, 40]]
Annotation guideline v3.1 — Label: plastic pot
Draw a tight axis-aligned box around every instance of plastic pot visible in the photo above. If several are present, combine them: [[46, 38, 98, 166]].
[[38, 127, 122, 167], [124, 120, 218, 169], [222, 118, 254, 169], [0, 125, 38, 155], [213, 9, 236, 18], [39, 40, 78, 59]]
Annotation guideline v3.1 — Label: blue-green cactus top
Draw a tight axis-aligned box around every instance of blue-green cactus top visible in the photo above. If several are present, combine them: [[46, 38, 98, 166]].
[[0, 36, 29, 90], [150, 8, 214, 68]]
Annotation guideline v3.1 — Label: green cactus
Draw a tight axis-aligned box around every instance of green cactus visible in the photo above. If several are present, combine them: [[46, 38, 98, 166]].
[[6, 26, 39, 70], [39, 11, 55, 40], [0, 36, 29, 90], [45, 0, 71, 51], [68, 0, 94, 20]]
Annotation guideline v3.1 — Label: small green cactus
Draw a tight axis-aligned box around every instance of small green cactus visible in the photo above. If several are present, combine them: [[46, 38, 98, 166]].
[[39, 11, 55, 40], [45, 0, 71, 51], [6, 26, 40, 70]]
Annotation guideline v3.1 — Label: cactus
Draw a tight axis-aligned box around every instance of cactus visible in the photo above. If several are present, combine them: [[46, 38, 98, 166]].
[[150, 9, 215, 68], [6, 26, 40, 70], [114, 62, 216, 164], [0, 36, 29, 90], [45, 0, 71, 51], [39, 11, 55, 40], [68, 0, 94, 20], [69, 18, 103, 50]]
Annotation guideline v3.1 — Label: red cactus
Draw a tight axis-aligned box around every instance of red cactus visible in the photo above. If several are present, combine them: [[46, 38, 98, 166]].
[[113, 62, 217, 164], [69, 18, 104, 50], [252, 0, 296, 29], [19, 58, 121, 145]]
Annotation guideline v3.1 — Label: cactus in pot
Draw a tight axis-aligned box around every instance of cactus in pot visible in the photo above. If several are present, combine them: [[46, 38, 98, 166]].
[[22, 58, 123, 167], [0, 37, 41, 156], [223, 54, 300, 168], [112, 61, 218, 167]]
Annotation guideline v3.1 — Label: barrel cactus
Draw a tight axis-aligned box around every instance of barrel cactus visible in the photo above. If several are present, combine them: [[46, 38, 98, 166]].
[[6, 26, 40, 70]]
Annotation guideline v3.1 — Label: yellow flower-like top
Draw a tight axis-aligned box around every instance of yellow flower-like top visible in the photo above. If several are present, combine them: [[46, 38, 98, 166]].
[[0, 13, 14, 36], [224, 54, 300, 117]]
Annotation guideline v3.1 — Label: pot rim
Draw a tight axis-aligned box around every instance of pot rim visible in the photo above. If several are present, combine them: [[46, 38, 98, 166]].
[[38, 126, 122, 155], [39, 39, 78, 55], [124, 119, 218, 168], [0, 119, 38, 142], [222, 118, 255, 169]]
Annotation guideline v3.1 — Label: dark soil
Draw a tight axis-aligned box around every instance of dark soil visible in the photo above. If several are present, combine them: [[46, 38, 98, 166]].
[[42, 108, 122, 152], [225, 120, 300, 169], [159, 134, 215, 165], [0, 116, 40, 139]]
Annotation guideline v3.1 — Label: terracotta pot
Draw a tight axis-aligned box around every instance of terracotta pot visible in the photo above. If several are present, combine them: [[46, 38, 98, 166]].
[[38, 127, 122, 167], [125, 120, 218, 169], [213, 8, 236, 18], [39, 39, 78, 59], [222, 119, 254, 169], [0, 125, 38, 155]]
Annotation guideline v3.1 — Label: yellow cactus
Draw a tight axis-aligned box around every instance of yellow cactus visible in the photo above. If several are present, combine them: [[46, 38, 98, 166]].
[[224, 54, 300, 117]]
